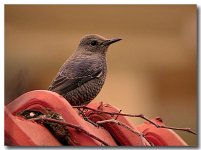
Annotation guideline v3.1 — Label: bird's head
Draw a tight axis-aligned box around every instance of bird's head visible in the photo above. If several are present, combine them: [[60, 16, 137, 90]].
[[77, 34, 121, 55]]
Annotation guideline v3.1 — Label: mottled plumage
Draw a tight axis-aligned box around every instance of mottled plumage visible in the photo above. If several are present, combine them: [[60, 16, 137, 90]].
[[48, 34, 121, 106]]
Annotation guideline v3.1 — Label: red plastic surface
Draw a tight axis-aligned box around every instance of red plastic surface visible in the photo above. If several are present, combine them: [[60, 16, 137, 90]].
[[5, 108, 62, 146], [85, 103, 150, 146], [136, 117, 187, 146], [5, 90, 116, 146], [5, 90, 188, 146]]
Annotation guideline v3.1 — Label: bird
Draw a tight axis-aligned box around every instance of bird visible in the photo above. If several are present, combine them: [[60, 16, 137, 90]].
[[48, 34, 121, 106]]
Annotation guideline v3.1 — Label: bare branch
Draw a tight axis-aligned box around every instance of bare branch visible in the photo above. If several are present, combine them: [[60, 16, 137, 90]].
[[96, 119, 147, 145], [114, 110, 122, 120], [28, 115, 110, 146], [159, 125, 196, 135], [97, 119, 142, 137], [73, 106, 197, 135]]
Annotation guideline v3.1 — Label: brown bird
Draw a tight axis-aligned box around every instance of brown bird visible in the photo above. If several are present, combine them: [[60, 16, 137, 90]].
[[48, 34, 121, 106]]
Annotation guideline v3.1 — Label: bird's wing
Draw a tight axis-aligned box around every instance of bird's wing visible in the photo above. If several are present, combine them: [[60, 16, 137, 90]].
[[48, 59, 103, 93]]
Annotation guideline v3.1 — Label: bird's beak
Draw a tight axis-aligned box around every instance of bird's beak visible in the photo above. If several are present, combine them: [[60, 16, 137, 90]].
[[103, 38, 122, 46]]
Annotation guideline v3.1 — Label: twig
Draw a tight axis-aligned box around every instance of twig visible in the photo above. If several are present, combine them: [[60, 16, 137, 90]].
[[114, 110, 122, 120], [97, 119, 142, 137], [28, 115, 110, 146], [158, 125, 196, 134], [77, 108, 99, 127], [73, 106, 197, 135], [96, 119, 146, 145]]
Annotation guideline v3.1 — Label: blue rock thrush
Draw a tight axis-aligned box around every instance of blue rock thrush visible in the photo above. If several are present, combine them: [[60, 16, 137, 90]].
[[48, 34, 121, 106]]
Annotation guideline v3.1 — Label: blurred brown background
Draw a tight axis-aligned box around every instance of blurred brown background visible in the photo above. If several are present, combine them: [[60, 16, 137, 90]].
[[5, 5, 197, 145]]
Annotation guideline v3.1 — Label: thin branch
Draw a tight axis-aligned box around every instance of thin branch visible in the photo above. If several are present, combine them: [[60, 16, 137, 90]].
[[73, 106, 197, 135], [97, 119, 142, 137], [77, 108, 99, 127], [159, 125, 196, 135], [96, 119, 147, 145], [114, 110, 122, 120], [28, 115, 110, 146]]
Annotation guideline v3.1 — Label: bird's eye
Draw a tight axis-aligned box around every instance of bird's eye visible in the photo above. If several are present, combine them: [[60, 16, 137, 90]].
[[90, 40, 98, 46]]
